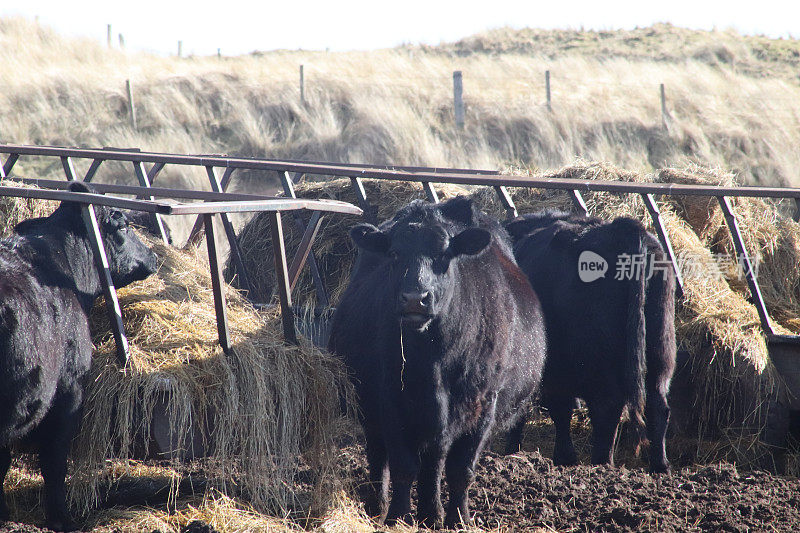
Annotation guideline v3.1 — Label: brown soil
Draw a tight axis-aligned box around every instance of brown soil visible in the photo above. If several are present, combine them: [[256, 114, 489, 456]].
[[340, 443, 800, 532], [4, 440, 800, 532]]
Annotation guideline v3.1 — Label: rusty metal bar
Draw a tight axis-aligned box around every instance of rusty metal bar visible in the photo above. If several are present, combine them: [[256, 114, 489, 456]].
[[278, 171, 330, 307], [281, 171, 297, 198], [350, 177, 376, 223], [83, 158, 104, 182], [288, 211, 323, 290], [641, 193, 684, 295], [13, 176, 281, 203], [569, 189, 589, 216], [219, 167, 236, 191], [494, 186, 518, 219], [133, 161, 170, 244], [204, 214, 231, 353], [718, 196, 774, 335], [206, 166, 252, 295], [61, 156, 78, 181], [7, 143, 800, 201], [1, 153, 19, 178], [185, 166, 237, 247], [81, 204, 129, 363], [268, 211, 297, 344], [422, 181, 440, 203], [147, 162, 166, 183]]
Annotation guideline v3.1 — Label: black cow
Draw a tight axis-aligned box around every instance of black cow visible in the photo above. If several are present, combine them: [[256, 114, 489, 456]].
[[504, 211, 676, 473], [0, 182, 158, 531], [328, 197, 546, 528]]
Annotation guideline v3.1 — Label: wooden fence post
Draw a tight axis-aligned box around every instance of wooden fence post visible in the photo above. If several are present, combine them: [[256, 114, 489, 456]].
[[660, 83, 668, 130], [546, 70, 552, 112], [300, 64, 305, 107], [107, 24, 112, 47], [118, 33, 125, 48], [178, 41, 182, 57], [453, 70, 464, 130], [125, 79, 137, 131], [217, 48, 221, 59]]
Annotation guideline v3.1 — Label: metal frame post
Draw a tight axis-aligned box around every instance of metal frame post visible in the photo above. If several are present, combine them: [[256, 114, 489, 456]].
[[268, 212, 298, 344], [569, 190, 589, 216], [422, 181, 439, 203], [206, 166, 253, 295], [81, 205, 130, 363], [641, 193, 684, 295], [718, 196, 774, 335], [132, 161, 170, 244], [494, 185, 518, 219], [204, 214, 231, 353]]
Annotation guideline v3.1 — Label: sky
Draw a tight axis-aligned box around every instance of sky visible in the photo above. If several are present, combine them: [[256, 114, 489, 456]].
[[2, 0, 800, 57]]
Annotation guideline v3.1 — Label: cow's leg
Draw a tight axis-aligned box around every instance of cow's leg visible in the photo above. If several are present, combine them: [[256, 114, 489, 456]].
[[416, 445, 446, 528], [0, 446, 10, 521], [548, 396, 578, 466], [587, 397, 625, 466], [444, 418, 494, 528], [38, 391, 81, 532], [363, 428, 389, 521], [384, 439, 418, 526], [646, 388, 671, 473], [505, 413, 527, 454]]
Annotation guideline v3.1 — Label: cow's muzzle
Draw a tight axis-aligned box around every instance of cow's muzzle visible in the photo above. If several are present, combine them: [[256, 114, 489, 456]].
[[398, 291, 433, 326]]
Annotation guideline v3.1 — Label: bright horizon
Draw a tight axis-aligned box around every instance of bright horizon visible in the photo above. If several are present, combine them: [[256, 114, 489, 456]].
[[3, 0, 800, 57]]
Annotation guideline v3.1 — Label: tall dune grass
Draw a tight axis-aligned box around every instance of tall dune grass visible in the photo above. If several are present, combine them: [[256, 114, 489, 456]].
[[3, 16, 800, 201]]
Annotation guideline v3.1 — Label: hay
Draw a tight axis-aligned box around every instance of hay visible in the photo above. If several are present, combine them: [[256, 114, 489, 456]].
[[230, 161, 800, 441], [71, 232, 354, 516], [0, 180, 58, 236], [227, 179, 471, 306]]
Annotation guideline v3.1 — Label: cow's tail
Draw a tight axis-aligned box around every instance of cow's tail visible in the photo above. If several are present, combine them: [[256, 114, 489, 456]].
[[624, 229, 648, 450]]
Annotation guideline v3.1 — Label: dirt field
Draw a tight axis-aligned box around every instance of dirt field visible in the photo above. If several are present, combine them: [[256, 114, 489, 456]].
[[3, 439, 800, 532], [342, 444, 800, 532]]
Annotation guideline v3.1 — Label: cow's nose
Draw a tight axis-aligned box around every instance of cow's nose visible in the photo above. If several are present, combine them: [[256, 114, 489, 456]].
[[399, 291, 432, 314]]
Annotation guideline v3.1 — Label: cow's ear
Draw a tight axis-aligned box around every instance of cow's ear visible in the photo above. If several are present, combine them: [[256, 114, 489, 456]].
[[350, 224, 390, 253], [504, 218, 533, 242], [448, 227, 491, 257], [67, 180, 93, 194], [439, 196, 474, 226]]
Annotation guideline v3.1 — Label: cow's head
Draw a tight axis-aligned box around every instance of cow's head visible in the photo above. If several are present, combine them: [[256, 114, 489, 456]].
[[350, 198, 491, 330], [97, 204, 159, 288], [18, 182, 159, 289]]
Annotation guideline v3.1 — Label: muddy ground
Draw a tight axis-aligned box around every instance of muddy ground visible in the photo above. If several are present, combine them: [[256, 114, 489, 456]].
[[4, 425, 800, 532], [339, 445, 800, 532]]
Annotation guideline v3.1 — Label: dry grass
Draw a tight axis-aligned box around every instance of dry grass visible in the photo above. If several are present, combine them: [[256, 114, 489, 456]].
[[62, 233, 356, 518], [0, 181, 58, 235], [3, 18, 800, 216]]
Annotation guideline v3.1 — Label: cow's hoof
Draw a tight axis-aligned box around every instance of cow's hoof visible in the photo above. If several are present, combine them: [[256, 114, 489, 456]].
[[417, 511, 444, 529], [46, 517, 79, 532], [384, 512, 414, 527], [649, 463, 671, 475], [553, 454, 578, 467], [444, 514, 472, 530]]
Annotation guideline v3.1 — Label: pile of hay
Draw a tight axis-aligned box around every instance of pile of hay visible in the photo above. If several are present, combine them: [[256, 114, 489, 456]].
[[230, 162, 800, 448], [0, 180, 58, 235], [70, 233, 354, 515], [0, 181, 355, 520], [226, 179, 470, 306]]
